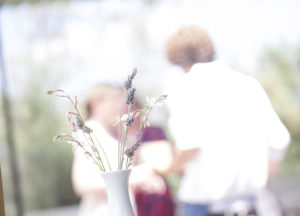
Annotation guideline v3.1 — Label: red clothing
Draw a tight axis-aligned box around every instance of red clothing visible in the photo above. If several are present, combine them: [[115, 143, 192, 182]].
[[134, 126, 175, 216], [135, 186, 175, 216]]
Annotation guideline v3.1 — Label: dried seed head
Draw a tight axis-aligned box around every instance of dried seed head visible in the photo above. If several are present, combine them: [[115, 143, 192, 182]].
[[46, 89, 64, 95], [125, 139, 141, 158], [76, 116, 84, 129], [126, 115, 135, 127], [124, 68, 137, 90], [83, 126, 93, 134], [75, 116, 93, 133], [126, 88, 136, 105], [84, 152, 92, 159], [125, 148, 134, 158]]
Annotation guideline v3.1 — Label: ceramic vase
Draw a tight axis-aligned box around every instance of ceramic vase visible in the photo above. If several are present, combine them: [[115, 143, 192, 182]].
[[101, 169, 135, 216]]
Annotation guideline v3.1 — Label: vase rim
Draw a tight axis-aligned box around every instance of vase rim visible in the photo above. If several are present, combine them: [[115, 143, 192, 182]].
[[100, 168, 132, 175]]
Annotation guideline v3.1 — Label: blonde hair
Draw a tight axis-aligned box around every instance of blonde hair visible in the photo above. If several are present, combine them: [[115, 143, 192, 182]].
[[85, 84, 123, 119], [166, 26, 215, 69]]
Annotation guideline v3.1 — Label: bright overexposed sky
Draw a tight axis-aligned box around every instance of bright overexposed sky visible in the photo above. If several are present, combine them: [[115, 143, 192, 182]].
[[2, 0, 300, 99]]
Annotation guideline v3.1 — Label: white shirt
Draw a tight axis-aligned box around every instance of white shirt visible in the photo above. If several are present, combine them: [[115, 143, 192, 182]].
[[167, 61, 290, 203], [72, 120, 119, 216]]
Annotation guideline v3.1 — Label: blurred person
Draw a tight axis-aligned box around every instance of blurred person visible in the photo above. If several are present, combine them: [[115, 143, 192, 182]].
[[72, 84, 175, 216], [156, 26, 291, 216]]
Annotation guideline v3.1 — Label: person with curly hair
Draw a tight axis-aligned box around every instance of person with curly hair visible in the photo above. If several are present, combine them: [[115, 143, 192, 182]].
[[157, 26, 290, 216], [166, 26, 215, 72]]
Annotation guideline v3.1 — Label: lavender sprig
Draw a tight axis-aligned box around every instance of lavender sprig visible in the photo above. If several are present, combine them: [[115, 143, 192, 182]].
[[76, 116, 93, 133], [126, 88, 136, 105], [125, 136, 141, 158], [124, 68, 137, 90], [125, 115, 135, 127], [124, 95, 167, 169]]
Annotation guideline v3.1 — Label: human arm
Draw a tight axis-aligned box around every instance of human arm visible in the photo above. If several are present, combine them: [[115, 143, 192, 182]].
[[133, 139, 198, 176], [155, 148, 198, 176], [128, 140, 174, 193]]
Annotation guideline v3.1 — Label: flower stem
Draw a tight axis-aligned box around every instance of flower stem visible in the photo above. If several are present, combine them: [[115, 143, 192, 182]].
[[83, 132, 105, 171], [67, 94, 108, 171], [92, 133, 112, 171], [120, 126, 129, 169], [119, 104, 132, 169], [118, 91, 126, 170]]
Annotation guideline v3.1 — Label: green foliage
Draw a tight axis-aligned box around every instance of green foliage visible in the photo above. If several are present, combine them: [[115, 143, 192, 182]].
[[0, 65, 79, 213], [0, 94, 17, 215], [18, 95, 77, 210], [257, 44, 300, 176], [16, 73, 79, 211]]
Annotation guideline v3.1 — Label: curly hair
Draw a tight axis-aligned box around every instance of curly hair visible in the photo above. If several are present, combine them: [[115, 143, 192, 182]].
[[166, 26, 215, 70]]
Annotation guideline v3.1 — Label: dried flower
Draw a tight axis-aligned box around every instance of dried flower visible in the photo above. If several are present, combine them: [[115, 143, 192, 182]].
[[83, 126, 93, 134], [76, 116, 93, 133], [46, 89, 64, 95], [125, 139, 141, 158], [66, 112, 72, 122], [92, 145, 97, 152], [54, 134, 83, 148], [146, 95, 168, 107], [71, 123, 76, 132], [113, 112, 134, 126], [125, 148, 134, 158], [126, 115, 135, 127], [136, 132, 141, 139], [66, 112, 78, 132], [53, 134, 70, 143], [126, 88, 136, 105], [124, 68, 137, 90], [146, 97, 162, 107], [76, 116, 84, 129], [135, 94, 168, 129], [84, 152, 92, 158]]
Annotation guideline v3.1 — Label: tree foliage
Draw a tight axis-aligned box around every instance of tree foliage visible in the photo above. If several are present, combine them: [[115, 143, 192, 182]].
[[257, 44, 300, 175], [0, 64, 79, 213]]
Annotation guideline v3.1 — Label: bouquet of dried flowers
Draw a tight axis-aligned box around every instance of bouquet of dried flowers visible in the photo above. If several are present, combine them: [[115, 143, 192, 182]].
[[47, 69, 167, 172]]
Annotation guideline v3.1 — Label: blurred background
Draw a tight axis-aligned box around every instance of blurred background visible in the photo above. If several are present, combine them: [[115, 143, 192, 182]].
[[0, 0, 299, 215]]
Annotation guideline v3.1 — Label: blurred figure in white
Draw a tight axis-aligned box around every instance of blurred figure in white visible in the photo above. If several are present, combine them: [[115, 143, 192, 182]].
[[72, 84, 174, 216], [157, 26, 291, 216]]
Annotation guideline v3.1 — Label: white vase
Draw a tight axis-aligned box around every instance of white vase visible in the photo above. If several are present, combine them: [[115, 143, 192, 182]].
[[100, 169, 135, 216]]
